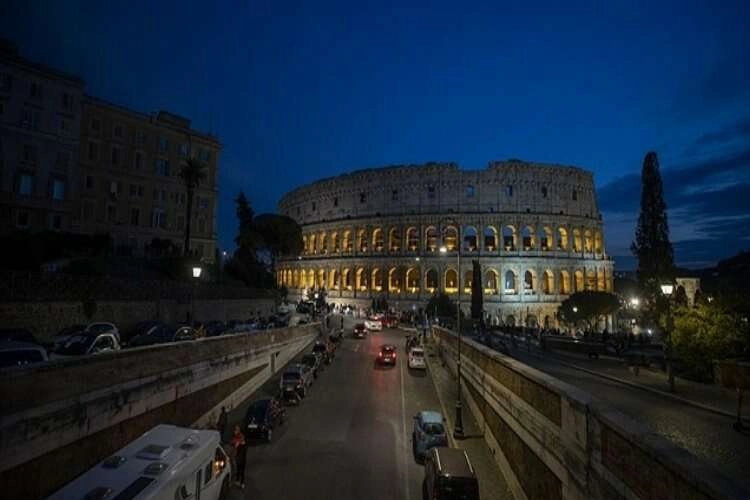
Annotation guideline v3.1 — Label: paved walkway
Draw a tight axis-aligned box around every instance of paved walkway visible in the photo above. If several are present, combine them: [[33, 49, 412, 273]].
[[423, 341, 513, 499]]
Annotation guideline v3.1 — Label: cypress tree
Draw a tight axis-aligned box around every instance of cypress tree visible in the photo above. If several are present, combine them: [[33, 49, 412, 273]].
[[631, 151, 674, 298], [471, 259, 483, 323]]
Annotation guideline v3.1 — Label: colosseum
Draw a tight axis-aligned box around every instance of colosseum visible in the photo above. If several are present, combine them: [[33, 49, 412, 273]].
[[276, 160, 614, 329]]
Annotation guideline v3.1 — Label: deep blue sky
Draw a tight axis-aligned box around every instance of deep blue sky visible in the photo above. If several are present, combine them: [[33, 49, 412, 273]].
[[3, 1, 749, 268]]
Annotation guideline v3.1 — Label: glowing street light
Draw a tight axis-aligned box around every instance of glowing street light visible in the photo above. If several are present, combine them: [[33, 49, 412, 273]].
[[439, 245, 448, 254], [630, 297, 640, 308], [661, 283, 675, 392], [192, 266, 202, 278], [572, 306, 578, 313]]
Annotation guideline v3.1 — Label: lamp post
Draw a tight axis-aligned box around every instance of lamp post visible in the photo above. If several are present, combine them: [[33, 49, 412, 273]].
[[191, 266, 202, 323], [439, 217, 464, 440], [660, 283, 675, 392]]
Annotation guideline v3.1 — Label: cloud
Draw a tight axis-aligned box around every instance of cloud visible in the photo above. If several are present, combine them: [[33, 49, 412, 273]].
[[693, 116, 750, 148]]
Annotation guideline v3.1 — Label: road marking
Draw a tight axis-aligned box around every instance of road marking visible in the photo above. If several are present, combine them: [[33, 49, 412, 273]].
[[399, 352, 411, 500]]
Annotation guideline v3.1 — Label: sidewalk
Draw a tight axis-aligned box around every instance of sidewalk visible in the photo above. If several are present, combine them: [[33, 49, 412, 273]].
[[424, 342, 513, 499], [520, 345, 747, 423]]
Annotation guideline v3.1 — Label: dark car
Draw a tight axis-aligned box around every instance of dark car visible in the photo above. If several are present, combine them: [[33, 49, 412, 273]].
[[377, 344, 397, 366], [301, 353, 321, 378], [123, 321, 163, 345], [353, 323, 367, 339], [203, 320, 226, 337], [128, 324, 195, 347], [244, 397, 286, 442], [423, 447, 479, 500], [0, 328, 40, 345], [312, 341, 331, 364]]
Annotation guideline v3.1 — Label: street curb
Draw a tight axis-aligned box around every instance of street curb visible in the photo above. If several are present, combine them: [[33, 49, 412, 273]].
[[523, 350, 749, 423], [424, 344, 457, 448]]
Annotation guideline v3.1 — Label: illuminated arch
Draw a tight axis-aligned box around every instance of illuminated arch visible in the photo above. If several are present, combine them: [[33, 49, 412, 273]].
[[372, 227, 384, 252], [559, 270, 571, 295], [444, 268, 458, 293], [557, 227, 568, 250], [502, 225, 517, 251], [357, 229, 367, 253], [542, 270, 554, 294], [574, 269, 584, 292], [371, 268, 383, 292], [484, 268, 499, 294], [504, 270, 518, 294], [463, 226, 478, 252], [388, 267, 401, 293], [484, 226, 498, 252], [425, 268, 438, 292], [425, 226, 438, 252], [573, 229, 582, 252], [406, 226, 419, 251], [343, 229, 353, 252], [356, 267, 367, 291], [522, 226, 535, 250], [406, 267, 419, 292], [342, 268, 352, 290], [444, 225, 458, 251], [540, 226, 553, 251], [524, 269, 537, 294], [388, 227, 401, 252], [584, 229, 593, 253], [328, 268, 338, 290]]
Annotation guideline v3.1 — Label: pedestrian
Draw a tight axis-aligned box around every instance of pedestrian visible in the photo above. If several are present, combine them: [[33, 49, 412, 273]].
[[231, 425, 247, 488], [217, 406, 228, 442]]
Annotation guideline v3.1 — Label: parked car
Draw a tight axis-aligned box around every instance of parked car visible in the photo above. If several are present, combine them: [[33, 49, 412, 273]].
[[412, 411, 448, 460], [301, 353, 321, 378], [376, 344, 397, 366], [51, 331, 120, 358], [408, 347, 426, 370], [0, 328, 40, 345], [312, 340, 332, 364], [423, 447, 479, 500], [84, 322, 120, 342], [244, 397, 286, 442], [279, 366, 309, 398], [203, 320, 227, 337], [353, 323, 367, 339], [365, 318, 383, 331], [127, 325, 195, 347], [122, 321, 163, 345], [0, 340, 49, 369]]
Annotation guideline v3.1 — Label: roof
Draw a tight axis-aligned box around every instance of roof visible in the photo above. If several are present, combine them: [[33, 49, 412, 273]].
[[419, 411, 444, 424], [49, 425, 221, 500], [432, 448, 475, 477]]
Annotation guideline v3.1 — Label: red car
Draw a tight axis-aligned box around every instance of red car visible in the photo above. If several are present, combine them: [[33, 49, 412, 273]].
[[377, 344, 397, 365]]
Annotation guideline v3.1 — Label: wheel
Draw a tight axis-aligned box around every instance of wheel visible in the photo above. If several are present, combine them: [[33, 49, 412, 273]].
[[266, 428, 273, 442]]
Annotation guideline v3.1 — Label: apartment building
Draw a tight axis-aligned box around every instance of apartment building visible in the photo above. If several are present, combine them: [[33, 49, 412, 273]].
[[0, 40, 84, 233], [78, 96, 220, 261]]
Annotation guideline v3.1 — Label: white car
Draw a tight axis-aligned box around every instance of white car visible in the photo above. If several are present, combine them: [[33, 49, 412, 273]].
[[365, 318, 382, 331], [50, 331, 120, 359], [408, 347, 426, 369]]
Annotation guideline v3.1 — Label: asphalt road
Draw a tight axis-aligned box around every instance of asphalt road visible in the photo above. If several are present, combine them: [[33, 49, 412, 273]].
[[229, 324, 444, 500], [510, 349, 750, 485]]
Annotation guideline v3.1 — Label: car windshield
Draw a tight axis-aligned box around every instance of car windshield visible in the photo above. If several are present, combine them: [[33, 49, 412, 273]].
[[411, 350, 424, 358], [56, 334, 95, 355], [247, 402, 268, 420], [313, 344, 326, 352], [87, 324, 112, 334], [283, 372, 301, 381], [423, 422, 444, 435], [0, 349, 45, 368], [355, 324, 365, 329]]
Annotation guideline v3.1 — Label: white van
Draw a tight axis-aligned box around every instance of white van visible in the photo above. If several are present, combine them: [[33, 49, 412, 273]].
[[48, 425, 231, 500]]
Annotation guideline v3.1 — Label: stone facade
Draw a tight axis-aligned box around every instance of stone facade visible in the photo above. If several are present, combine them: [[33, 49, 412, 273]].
[[277, 161, 614, 328]]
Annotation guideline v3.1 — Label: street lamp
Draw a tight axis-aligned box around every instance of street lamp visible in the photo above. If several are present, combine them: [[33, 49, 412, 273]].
[[192, 266, 202, 278], [438, 219, 464, 440], [190, 266, 202, 323], [660, 283, 675, 392], [630, 297, 640, 308]]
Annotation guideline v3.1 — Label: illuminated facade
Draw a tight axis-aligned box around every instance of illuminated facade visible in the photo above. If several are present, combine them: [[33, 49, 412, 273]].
[[277, 161, 613, 328]]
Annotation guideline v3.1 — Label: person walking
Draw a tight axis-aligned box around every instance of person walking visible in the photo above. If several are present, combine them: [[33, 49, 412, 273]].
[[231, 425, 248, 488], [216, 406, 228, 442]]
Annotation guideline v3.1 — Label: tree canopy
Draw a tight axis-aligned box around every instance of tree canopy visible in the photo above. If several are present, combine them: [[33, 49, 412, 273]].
[[557, 291, 621, 330]]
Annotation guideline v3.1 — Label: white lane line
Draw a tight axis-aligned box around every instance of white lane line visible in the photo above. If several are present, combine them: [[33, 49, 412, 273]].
[[399, 352, 411, 500]]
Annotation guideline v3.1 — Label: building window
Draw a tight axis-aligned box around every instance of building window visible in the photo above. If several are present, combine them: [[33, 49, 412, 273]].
[[177, 215, 185, 230], [130, 208, 140, 226], [21, 108, 40, 130], [113, 123, 123, 138], [427, 186, 435, 199], [179, 143, 189, 158], [22, 144, 37, 163], [135, 130, 146, 146], [52, 179, 65, 200], [506, 185, 513, 197], [541, 186, 548, 198], [392, 189, 398, 201], [88, 141, 98, 161], [151, 208, 166, 229], [85, 175, 93, 189], [297, 206, 301, 215], [138, 185, 144, 197], [134, 151, 143, 170], [107, 205, 116, 222], [60, 118, 70, 135], [82, 200, 94, 221], [465, 185, 475, 197], [161, 190, 167, 202], [111, 147, 120, 166], [0, 73, 11, 91], [110, 181, 121, 196], [198, 198, 209, 209], [572, 189, 578, 201], [62, 93, 73, 110], [16, 210, 29, 228], [129, 184, 137, 196], [360, 192, 366, 203], [312, 201, 316, 211], [51, 213, 62, 230], [158, 136, 169, 153], [198, 149, 210, 162], [56, 151, 70, 168], [333, 197, 338, 207], [30, 82, 42, 99], [91, 118, 101, 131], [18, 173, 33, 195], [155, 159, 170, 176]]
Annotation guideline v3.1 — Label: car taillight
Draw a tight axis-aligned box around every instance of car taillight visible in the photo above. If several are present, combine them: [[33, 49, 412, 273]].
[[378, 352, 383, 357]]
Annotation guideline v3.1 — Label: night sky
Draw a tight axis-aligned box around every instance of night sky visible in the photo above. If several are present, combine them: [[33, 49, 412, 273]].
[[3, 1, 749, 269]]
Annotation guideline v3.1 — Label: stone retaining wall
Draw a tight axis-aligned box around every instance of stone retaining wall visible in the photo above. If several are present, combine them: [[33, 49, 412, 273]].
[[0, 323, 318, 499], [432, 327, 749, 500]]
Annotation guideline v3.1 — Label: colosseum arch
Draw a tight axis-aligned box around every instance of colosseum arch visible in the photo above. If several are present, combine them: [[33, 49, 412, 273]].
[[557, 227, 568, 250], [524, 269, 537, 294], [309, 234, 317, 254], [389, 227, 401, 252], [540, 226, 553, 251], [406, 267, 419, 292], [542, 269, 554, 294], [574, 269, 584, 292], [406, 226, 419, 251], [306, 269, 315, 288], [594, 230, 603, 254], [388, 267, 401, 293], [463, 269, 473, 293], [586, 269, 596, 290], [484, 226, 498, 251], [573, 229, 582, 252], [504, 269, 518, 294], [328, 268, 338, 290], [293, 269, 300, 288], [372, 227, 384, 252], [425, 268, 438, 293], [330, 231, 339, 253], [485, 268, 499, 294], [505, 315, 516, 326], [357, 229, 367, 252], [463, 226, 478, 252], [342, 229, 352, 252], [355, 267, 367, 291], [597, 267, 606, 291], [425, 226, 438, 252], [317, 269, 325, 288], [445, 268, 458, 293], [371, 268, 383, 292], [503, 225, 517, 251], [302, 235, 308, 255], [319, 232, 327, 254], [444, 225, 458, 251], [342, 268, 352, 290], [560, 270, 571, 295], [584, 229, 593, 253], [522, 226, 535, 250]]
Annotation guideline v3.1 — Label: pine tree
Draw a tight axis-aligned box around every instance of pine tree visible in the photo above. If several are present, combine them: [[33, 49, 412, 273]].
[[631, 151, 674, 298], [470, 259, 483, 323]]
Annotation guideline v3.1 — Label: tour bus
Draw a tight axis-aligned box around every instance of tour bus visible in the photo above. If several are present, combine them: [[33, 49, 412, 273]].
[[48, 425, 231, 500]]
